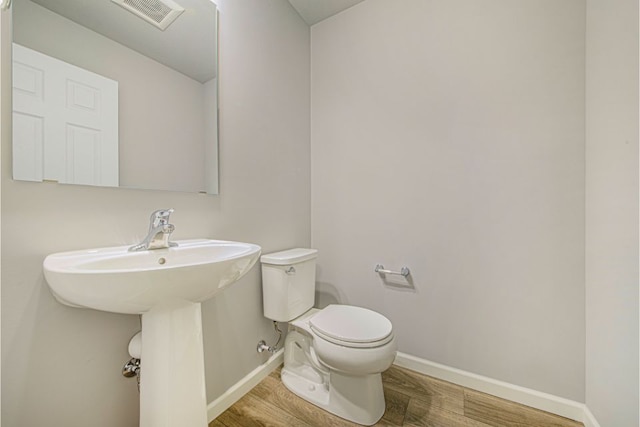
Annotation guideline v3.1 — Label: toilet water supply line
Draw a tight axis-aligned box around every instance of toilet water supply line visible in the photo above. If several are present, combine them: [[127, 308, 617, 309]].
[[257, 321, 282, 353]]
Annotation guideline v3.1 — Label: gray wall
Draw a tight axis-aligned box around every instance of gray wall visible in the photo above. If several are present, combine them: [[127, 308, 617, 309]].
[[0, 0, 310, 426], [311, 0, 586, 401], [585, 0, 640, 424]]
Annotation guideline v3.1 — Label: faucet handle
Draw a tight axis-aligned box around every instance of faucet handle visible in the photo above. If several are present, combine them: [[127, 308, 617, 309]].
[[150, 208, 174, 228]]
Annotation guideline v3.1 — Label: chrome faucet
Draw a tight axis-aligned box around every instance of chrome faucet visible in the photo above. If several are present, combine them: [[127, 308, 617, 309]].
[[128, 209, 178, 252]]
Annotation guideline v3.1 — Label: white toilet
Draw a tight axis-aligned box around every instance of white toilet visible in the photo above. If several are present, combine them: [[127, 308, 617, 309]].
[[261, 248, 397, 426]]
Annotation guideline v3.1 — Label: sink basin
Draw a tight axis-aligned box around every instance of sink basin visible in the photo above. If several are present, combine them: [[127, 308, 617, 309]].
[[43, 239, 261, 314]]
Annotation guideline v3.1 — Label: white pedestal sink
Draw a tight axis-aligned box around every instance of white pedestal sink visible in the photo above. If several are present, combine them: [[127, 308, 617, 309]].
[[43, 239, 261, 427]]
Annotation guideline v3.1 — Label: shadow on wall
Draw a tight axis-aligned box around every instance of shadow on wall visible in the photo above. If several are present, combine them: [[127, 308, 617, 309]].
[[315, 281, 346, 309], [315, 271, 417, 309]]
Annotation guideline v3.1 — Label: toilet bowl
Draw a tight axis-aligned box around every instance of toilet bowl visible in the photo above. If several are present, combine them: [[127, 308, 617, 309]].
[[261, 249, 397, 425]]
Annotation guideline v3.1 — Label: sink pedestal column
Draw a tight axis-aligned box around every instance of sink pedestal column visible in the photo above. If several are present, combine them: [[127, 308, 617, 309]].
[[140, 299, 208, 427]]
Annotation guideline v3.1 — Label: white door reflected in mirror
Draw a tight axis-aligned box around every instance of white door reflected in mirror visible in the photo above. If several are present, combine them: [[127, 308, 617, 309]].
[[13, 43, 119, 186]]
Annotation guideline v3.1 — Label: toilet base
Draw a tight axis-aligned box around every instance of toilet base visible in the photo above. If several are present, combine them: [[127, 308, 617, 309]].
[[281, 366, 385, 426]]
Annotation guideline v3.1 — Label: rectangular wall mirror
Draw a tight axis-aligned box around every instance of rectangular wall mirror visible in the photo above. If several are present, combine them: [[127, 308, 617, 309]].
[[11, 0, 219, 194]]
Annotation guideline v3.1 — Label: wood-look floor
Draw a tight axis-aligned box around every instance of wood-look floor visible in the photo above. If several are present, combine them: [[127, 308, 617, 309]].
[[210, 365, 583, 427]]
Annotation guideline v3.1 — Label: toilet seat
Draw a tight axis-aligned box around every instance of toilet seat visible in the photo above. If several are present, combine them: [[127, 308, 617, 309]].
[[310, 305, 394, 348]]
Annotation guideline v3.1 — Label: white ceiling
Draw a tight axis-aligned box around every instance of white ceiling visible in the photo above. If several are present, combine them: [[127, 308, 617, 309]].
[[287, 0, 367, 25], [28, 0, 217, 83]]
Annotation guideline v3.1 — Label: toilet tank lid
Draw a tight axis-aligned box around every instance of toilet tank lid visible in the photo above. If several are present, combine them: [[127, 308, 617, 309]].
[[260, 248, 318, 265]]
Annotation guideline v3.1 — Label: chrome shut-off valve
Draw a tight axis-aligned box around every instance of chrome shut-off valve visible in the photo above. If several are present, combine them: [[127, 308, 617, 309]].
[[256, 321, 282, 354], [122, 358, 140, 378]]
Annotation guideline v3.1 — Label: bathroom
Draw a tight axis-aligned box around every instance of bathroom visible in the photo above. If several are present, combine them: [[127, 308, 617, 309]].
[[0, 0, 637, 426]]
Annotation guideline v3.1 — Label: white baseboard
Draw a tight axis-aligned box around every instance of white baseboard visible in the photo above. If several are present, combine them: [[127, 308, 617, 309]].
[[394, 352, 600, 427], [581, 406, 602, 427], [207, 349, 284, 422], [205, 349, 601, 427]]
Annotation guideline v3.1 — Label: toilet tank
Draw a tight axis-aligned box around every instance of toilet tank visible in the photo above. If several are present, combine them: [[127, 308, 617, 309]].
[[260, 248, 318, 322]]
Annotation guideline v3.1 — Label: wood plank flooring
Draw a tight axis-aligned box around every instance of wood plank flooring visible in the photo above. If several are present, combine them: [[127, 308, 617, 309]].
[[210, 365, 583, 427]]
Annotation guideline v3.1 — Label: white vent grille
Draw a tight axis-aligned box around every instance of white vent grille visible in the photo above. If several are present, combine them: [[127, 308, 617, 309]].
[[112, 0, 184, 30]]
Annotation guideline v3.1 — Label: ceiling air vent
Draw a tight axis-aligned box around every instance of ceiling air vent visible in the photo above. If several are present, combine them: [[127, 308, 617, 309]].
[[112, 0, 184, 31]]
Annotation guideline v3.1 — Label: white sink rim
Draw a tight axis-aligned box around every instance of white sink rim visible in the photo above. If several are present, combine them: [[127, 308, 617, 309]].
[[43, 238, 261, 314], [44, 239, 260, 274]]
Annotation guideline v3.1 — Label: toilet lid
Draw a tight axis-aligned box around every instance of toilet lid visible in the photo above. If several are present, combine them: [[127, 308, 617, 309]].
[[309, 305, 393, 345]]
